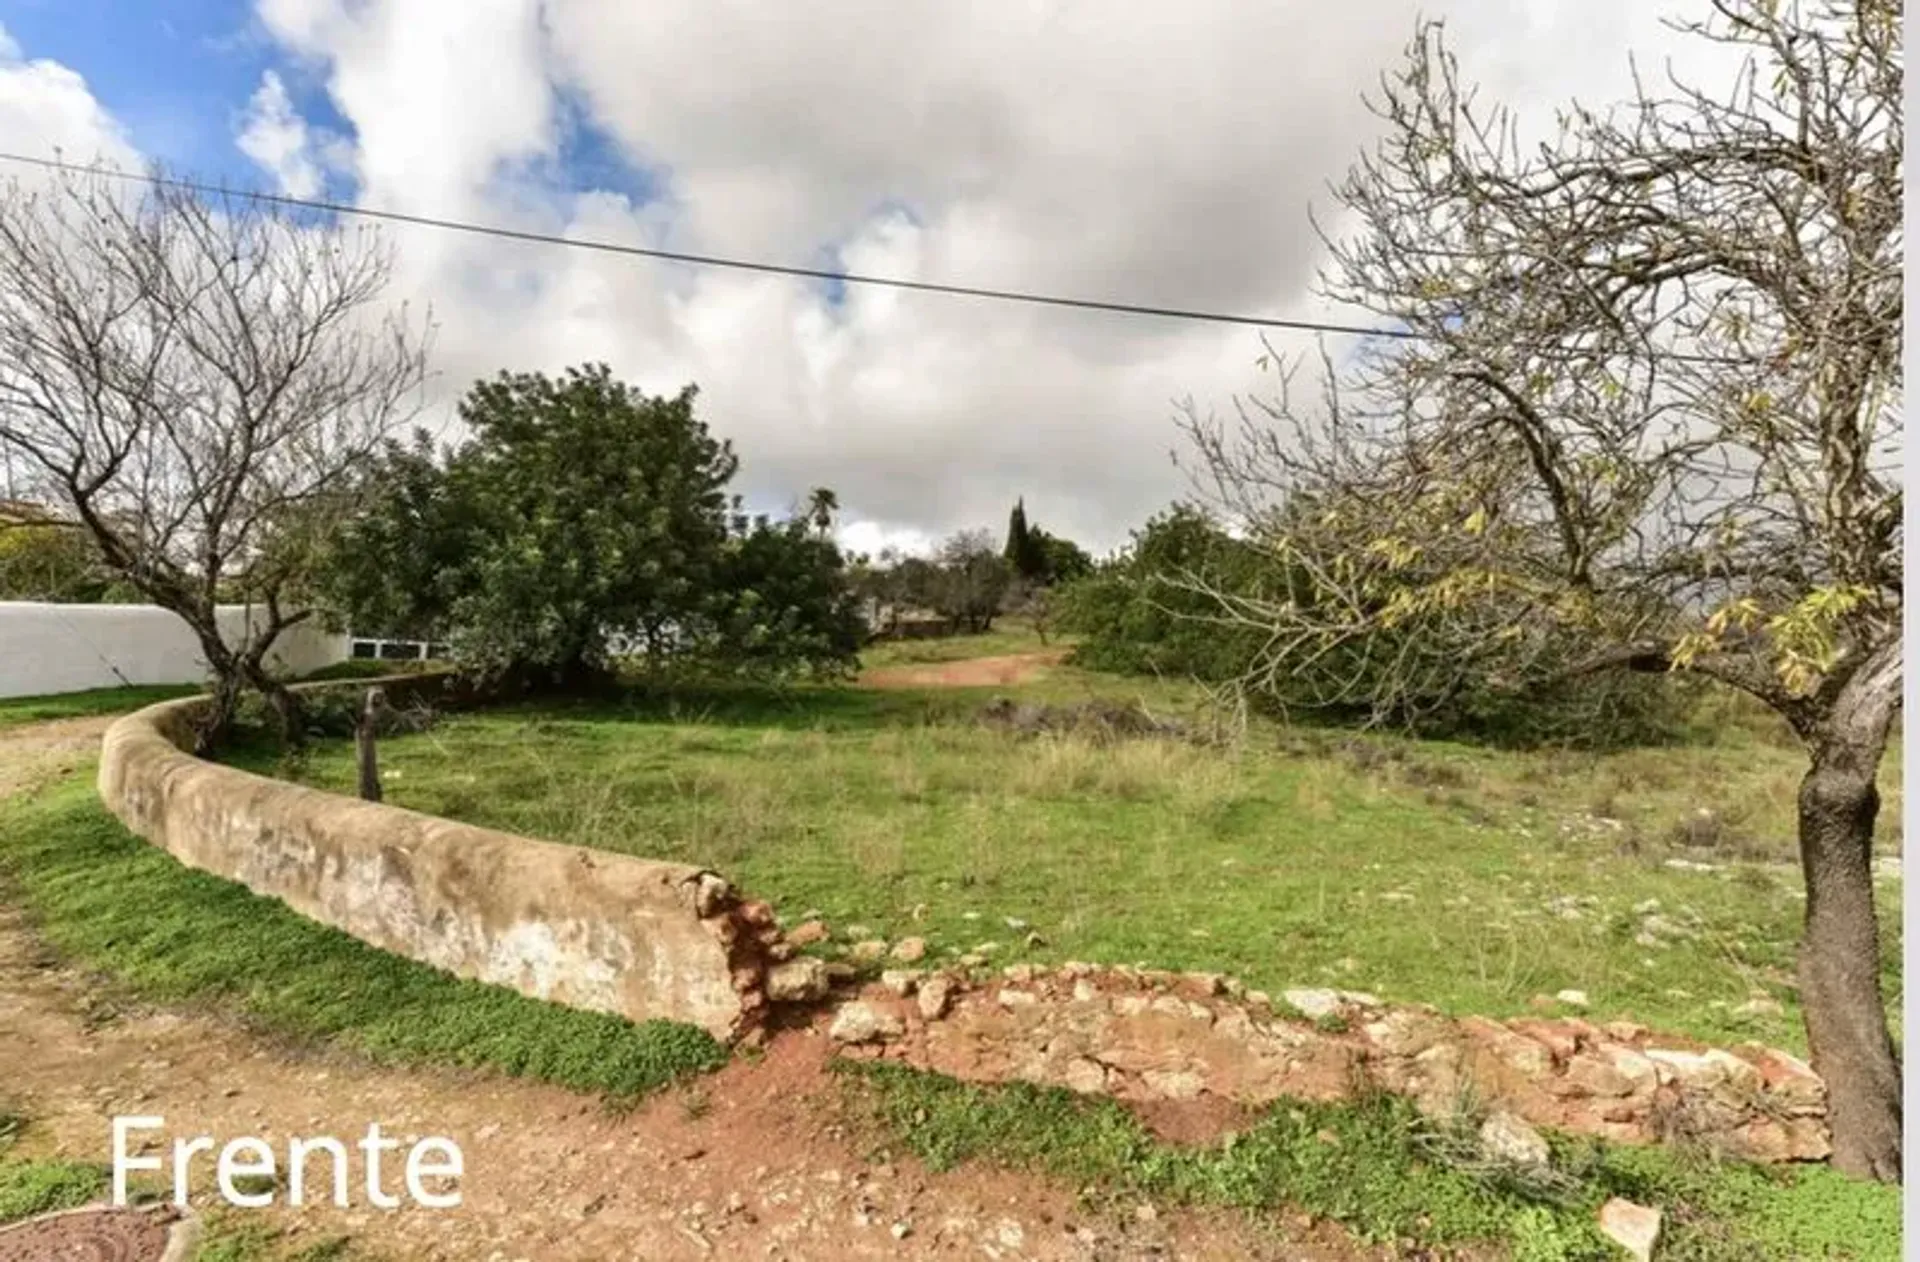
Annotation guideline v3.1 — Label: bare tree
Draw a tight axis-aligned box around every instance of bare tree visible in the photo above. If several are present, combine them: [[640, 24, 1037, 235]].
[[0, 166, 431, 749], [1180, 0, 1903, 1178], [934, 529, 1014, 633]]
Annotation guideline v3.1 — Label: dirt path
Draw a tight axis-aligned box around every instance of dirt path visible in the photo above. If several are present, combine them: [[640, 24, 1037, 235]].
[[859, 650, 1071, 690], [1, 718, 1371, 1261]]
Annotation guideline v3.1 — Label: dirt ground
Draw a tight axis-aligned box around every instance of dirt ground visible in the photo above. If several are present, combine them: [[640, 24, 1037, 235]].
[[1, 713, 1384, 1261], [858, 651, 1071, 691]]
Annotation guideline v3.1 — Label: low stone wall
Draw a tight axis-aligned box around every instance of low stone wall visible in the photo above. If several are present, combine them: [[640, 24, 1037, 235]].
[[96, 678, 780, 1042], [828, 964, 1830, 1165]]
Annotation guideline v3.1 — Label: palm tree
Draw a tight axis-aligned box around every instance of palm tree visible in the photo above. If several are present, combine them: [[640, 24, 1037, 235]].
[[805, 487, 839, 537]]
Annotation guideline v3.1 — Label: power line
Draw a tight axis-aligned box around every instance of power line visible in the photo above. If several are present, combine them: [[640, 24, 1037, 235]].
[[0, 151, 1413, 340], [0, 151, 1745, 365]]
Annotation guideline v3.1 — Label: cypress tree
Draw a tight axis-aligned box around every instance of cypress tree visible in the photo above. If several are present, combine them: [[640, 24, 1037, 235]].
[[1004, 498, 1039, 577]]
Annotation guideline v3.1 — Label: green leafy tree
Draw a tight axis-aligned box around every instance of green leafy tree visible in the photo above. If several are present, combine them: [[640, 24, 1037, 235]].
[[1003, 499, 1047, 581], [325, 365, 737, 688], [1003, 499, 1090, 586], [701, 510, 863, 678], [0, 518, 117, 601], [1057, 506, 1279, 683], [1031, 527, 1094, 586]]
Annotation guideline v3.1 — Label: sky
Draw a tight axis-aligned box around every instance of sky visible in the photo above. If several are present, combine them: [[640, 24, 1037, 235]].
[[0, 0, 1726, 559]]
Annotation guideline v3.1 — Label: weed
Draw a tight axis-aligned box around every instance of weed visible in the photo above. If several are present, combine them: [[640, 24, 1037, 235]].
[[192, 1215, 361, 1262], [837, 1061, 1900, 1260], [0, 1159, 107, 1223]]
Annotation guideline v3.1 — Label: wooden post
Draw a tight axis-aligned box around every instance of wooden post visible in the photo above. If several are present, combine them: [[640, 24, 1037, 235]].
[[355, 686, 386, 803]]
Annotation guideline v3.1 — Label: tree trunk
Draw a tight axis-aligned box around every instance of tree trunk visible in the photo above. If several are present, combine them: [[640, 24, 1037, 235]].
[[190, 626, 244, 756], [195, 670, 245, 757], [1795, 644, 1902, 1182], [243, 660, 306, 751]]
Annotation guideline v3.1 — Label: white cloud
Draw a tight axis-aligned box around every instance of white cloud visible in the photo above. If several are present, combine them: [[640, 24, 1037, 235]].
[[0, 29, 140, 176], [20, 5, 1739, 554], [835, 519, 936, 562], [236, 70, 322, 198]]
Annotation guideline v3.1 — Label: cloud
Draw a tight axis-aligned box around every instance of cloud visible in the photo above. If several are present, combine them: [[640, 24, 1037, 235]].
[[236, 70, 323, 198], [23, 5, 1735, 555], [0, 27, 140, 177]]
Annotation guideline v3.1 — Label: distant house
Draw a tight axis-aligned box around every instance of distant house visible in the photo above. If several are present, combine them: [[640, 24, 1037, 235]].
[[861, 602, 954, 642]]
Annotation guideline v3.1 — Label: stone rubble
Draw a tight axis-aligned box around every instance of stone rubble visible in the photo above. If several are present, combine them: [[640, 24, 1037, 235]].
[[796, 960, 1831, 1165]]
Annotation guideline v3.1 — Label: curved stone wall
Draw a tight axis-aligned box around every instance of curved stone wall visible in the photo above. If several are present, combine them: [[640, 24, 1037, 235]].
[[96, 678, 777, 1042]]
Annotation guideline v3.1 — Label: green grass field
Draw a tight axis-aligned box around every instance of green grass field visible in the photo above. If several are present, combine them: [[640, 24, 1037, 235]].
[[249, 635, 1901, 1055], [0, 630, 1903, 1258], [0, 683, 203, 730]]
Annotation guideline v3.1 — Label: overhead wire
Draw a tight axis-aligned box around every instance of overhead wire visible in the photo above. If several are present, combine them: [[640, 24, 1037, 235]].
[[0, 150, 1747, 365]]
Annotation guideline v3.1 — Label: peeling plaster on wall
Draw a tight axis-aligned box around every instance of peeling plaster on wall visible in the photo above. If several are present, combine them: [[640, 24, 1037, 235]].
[[96, 675, 780, 1042]]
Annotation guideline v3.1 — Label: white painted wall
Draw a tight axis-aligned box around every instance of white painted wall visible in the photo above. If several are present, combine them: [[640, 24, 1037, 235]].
[[0, 602, 350, 699]]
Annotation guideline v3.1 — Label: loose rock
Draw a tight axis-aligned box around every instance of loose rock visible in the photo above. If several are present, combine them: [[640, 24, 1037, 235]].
[[1479, 1110, 1551, 1167], [1597, 1198, 1661, 1262], [1064, 1058, 1107, 1094], [918, 976, 954, 1020], [1282, 988, 1345, 1019], [787, 920, 830, 947], [829, 1002, 903, 1044], [766, 958, 830, 1003], [890, 937, 927, 963]]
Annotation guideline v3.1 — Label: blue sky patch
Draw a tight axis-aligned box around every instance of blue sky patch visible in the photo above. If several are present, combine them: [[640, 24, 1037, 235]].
[[5, 0, 278, 181]]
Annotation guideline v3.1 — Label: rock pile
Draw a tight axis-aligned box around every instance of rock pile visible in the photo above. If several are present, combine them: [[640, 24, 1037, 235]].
[[815, 962, 1829, 1164]]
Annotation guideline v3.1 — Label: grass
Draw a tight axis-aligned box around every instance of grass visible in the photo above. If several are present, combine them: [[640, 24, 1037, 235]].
[[858, 621, 1059, 668], [0, 776, 728, 1103], [250, 648, 1902, 1053], [0, 1157, 105, 1222], [0, 683, 204, 729], [838, 1061, 1901, 1260]]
